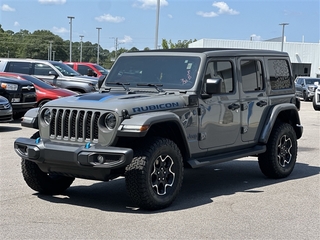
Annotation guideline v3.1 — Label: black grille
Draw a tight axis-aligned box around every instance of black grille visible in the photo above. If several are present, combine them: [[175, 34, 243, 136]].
[[49, 109, 101, 142]]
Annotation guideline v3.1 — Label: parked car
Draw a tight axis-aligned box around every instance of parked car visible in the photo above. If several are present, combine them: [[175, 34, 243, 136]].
[[313, 82, 320, 110], [0, 58, 98, 93], [0, 72, 77, 108], [65, 62, 109, 77], [14, 48, 302, 210], [0, 76, 36, 117], [295, 76, 320, 101], [0, 96, 13, 122]]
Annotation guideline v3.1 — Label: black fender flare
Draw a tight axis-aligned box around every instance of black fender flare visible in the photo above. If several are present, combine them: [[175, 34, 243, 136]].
[[259, 103, 303, 144], [117, 111, 190, 155]]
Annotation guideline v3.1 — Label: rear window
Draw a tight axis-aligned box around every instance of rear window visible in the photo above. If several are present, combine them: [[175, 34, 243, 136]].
[[268, 59, 292, 90]]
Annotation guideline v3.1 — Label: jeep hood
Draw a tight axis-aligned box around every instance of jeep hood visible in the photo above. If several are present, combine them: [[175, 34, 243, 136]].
[[44, 91, 188, 115]]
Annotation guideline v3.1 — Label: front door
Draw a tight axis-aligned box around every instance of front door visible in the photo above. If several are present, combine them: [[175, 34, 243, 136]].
[[199, 59, 241, 149]]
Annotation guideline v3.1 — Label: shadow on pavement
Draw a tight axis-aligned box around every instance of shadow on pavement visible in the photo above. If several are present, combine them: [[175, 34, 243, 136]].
[[36, 159, 320, 213]]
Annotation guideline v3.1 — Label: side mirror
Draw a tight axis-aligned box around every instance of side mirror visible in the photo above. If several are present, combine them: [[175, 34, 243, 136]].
[[206, 78, 222, 94], [48, 71, 59, 78]]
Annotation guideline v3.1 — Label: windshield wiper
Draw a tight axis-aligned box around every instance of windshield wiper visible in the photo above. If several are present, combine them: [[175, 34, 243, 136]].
[[107, 82, 131, 92], [137, 83, 165, 93]]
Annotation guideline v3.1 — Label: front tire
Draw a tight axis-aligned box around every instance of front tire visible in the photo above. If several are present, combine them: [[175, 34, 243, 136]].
[[125, 137, 184, 210], [258, 123, 297, 179], [21, 131, 75, 194]]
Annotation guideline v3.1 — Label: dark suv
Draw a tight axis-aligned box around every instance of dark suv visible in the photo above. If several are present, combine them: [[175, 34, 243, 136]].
[[14, 48, 303, 210], [0, 76, 36, 117]]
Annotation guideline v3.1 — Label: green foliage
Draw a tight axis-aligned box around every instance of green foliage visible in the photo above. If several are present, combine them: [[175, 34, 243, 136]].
[[0, 25, 196, 65]]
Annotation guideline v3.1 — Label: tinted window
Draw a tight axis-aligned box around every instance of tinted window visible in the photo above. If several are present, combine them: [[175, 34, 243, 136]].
[[77, 65, 92, 75], [6, 62, 31, 74], [34, 63, 54, 75], [268, 59, 292, 90], [241, 60, 264, 92]]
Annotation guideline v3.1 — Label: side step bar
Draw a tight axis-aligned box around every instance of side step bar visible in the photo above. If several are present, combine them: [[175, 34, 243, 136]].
[[187, 145, 266, 168]]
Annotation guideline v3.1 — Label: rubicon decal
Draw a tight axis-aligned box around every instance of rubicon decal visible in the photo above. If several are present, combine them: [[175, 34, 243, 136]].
[[133, 102, 179, 113]]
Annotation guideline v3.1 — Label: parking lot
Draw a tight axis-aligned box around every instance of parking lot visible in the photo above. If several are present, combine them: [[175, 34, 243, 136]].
[[0, 101, 319, 239]]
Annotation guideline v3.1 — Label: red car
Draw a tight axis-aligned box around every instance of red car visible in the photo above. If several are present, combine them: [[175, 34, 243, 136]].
[[0, 72, 77, 108], [65, 62, 109, 77]]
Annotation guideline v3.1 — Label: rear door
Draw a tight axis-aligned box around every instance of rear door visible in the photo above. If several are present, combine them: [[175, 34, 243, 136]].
[[238, 57, 268, 142]]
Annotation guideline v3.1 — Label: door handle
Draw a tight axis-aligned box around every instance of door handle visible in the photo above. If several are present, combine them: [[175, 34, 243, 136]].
[[228, 103, 240, 110], [257, 100, 267, 107]]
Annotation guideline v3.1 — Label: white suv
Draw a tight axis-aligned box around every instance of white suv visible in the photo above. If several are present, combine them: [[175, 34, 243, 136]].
[[313, 82, 320, 110]]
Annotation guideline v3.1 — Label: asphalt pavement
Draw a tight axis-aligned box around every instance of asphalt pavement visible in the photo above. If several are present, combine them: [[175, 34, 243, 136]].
[[0, 101, 319, 240]]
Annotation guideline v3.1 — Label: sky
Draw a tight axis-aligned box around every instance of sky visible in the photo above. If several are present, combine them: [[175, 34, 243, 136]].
[[0, 0, 319, 51]]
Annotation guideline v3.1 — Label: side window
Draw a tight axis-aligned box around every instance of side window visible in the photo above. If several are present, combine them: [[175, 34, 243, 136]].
[[77, 65, 91, 75], [34, 63, 54, 75], [268, 59, 292, 90], [241, 60, 264, 92], [6, 62, 31, 74], [205, 60, 234, 93]]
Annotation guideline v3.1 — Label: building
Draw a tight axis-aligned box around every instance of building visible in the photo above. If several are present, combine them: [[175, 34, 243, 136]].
[[189, 38, 320, 78]]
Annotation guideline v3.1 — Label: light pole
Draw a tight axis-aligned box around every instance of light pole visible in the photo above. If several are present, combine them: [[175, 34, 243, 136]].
[[49, 41, 53, 60], [96, 27, 102, 64], [79, 35, 84, 62], [68, 16, 75, 61], [52, 51, 56, 61], [279, 23, 289, 52], [154, 0, 160, 49]]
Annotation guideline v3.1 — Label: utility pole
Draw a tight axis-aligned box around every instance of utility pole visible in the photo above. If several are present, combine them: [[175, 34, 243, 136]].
[[52, 51, 56, 61], [79, 35, 84, 62], [67, 16, 75, 61], [154, 0, 160, 49], [279, 23, 289, 52], [96, 27, 102, 64]]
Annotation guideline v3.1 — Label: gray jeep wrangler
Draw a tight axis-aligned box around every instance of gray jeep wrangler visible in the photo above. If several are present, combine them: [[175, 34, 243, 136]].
[[14, 48, 303, 210]]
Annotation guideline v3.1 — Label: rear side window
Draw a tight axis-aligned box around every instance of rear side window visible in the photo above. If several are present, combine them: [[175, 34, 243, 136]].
[[241, 60, 264, 92], [5, 62, 31, 74], [268, 59, 292, 90]]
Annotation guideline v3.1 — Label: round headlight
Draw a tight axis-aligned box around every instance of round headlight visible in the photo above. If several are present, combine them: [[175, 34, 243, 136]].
[[104, 113, 116, 130], [43, 108, 52, 125]]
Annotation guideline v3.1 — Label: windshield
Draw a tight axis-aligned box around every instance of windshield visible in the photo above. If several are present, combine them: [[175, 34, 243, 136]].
[[52, 62, 81, 76], [305, 78, 320, 85], [21, 75, 56, 89], [105, 55, 201, 90]]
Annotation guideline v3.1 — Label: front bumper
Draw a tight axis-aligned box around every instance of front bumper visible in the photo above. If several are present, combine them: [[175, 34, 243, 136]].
[[14, 137, 133, 169]]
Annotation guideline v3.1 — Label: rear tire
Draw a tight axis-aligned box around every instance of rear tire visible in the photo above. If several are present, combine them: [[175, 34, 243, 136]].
[[125, 137, 184, 210], [258, 123, 297, 179]]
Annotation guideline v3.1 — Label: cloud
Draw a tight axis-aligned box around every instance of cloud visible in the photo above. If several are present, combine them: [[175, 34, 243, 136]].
[[168, 14, 173, 19], [133, 0, 168, 9], [197, 1, 239, 18], [119, 35, 133, 44], [38, 0, 66, 4], [212, 1, 239, 15], [196, 11, 218, 18], [14, 21, 20, 27], [95, 14, 125, 23], [52, 27, 68, 34], [1, 4, 15, 11]]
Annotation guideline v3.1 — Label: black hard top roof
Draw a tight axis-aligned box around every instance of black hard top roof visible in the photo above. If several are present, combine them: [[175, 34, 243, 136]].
[[136, 48, 288, 57]]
